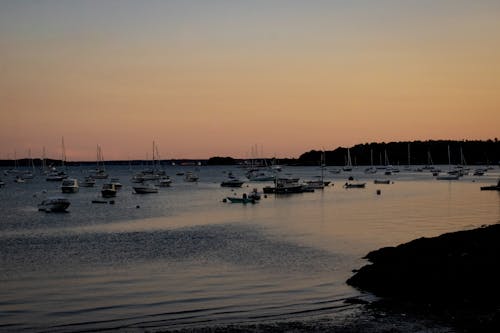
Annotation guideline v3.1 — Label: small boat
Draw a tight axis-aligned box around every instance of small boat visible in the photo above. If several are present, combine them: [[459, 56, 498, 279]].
[[81, 176, 96, 187], [133, 183, 159, 194], [247, 188, 262, 200], [221, 179, 244, 187], [226, 193, 257, 204], [38, 197, 70, 212], [110, 178, 122, 190], [184, 172, 199, 182], [101, 183, 117, 198], [436, 174, 460, 180], [480, 180, 500, 191], [61, 178, 79, 193], [374, 179, 391, 184], [46, 171, 67, 181], [263, 178, 304, 194], [157, 176, 172, 187], [14, 176, 25, 183], [0, 179, 5, 187], [343, 182, 366, 189]]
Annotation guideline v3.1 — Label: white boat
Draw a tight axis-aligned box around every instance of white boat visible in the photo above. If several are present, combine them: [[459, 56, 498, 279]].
[[14, 176, 25, 183], [61, 178, 79, 193], [133, 183, 159, 194], [101, 183, 117, 198], [157, 176, 172, 187], [38, 197, 70, 212], [46, 170, 67, 181], [343, 148, 353, 171]]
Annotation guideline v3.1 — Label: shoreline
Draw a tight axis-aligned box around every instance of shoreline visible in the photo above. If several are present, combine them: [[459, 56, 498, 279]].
[[348, 223, 500, 332]]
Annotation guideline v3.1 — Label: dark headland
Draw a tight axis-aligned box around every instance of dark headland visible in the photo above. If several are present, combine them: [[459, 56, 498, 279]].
[[347, 223, 500, 332]]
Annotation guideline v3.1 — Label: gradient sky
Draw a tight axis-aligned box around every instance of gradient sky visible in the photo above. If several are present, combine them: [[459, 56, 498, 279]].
[[1, 0, 499, 160]]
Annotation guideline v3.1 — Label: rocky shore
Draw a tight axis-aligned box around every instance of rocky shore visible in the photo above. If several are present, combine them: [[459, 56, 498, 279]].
[[347, 223, 500, 332]]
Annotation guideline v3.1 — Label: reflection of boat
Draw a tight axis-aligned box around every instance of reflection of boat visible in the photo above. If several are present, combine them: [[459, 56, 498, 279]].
[[374, 179, 391, 184], [133, 183, 159, 194], [61, 178, 79, 193], [101, 183, 117, 198], [38, 197, 70, 212], [221, 179, 244, 187], [480, 180, 500, 191], [343, 182, 366, 189]]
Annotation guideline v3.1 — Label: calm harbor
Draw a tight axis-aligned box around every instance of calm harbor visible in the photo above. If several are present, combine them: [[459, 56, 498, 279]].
[[1, 165, 499, 331]]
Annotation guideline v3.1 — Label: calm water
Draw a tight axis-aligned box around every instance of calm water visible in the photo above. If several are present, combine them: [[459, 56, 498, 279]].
[[1, 165, 499, 332]]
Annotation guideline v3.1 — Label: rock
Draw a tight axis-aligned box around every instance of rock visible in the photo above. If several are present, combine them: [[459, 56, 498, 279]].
[[347, 223, 500, 331]]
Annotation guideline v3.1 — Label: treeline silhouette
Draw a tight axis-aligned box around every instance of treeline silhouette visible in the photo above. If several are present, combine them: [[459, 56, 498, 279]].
[[1, 140, 498, 167], [298, 139, 500, 166]]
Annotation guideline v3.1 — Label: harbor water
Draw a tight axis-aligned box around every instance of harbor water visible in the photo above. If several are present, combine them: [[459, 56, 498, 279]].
[[1, 165, 499, 331]]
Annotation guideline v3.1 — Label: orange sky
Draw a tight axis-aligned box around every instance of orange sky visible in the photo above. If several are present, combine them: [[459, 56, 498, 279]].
[[1, 1, 499, 160]]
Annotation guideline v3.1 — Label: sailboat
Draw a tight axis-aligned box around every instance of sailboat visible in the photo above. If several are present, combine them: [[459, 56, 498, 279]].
[[304, 151, 329, 189], [343, 148, 353, 171], [91, 145, 108, 179], [364, 149, 377, 174], [436, 145, 459, 180]]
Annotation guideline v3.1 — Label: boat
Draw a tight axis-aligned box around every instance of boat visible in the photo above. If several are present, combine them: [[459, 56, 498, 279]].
[[0, 179, 5, 187], [343, 182, 366, 189], [81, 176, 96, 187], [157, 176, 172, 187], [221, 179, 244, 187], [101, 183, 117, 198], [480, 180, 500, 191], [436, 145, 460, 180], [14, 176, 25, 183], [247, 188, 262, 200], [226, 193, 257, 204], [38, 197, 70, 212], [263, 178, 304, 194], [90, 145, 108, 179], [133, 183, 159, 194], [46, 170, 67, 181], [374, 179, 391, 184], [184, 172, 199, 182], [343, 148, 353, 171], [110, 178, 122, 190], [61, 178, 79, 193]]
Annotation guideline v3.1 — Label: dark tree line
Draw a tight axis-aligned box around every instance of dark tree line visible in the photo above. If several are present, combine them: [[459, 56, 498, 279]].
[[298, 139, 500, 166]]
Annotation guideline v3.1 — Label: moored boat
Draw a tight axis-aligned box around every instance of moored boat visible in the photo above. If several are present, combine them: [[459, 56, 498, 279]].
[[38, 197, 70, 212], [221, 179, 244, 187], [61, 178, 79, 193], [133, 183, 159, 194], [374, 179, 391, 184], [81, 176, 96, 187], [101, 183, 117, 198], [343, 182, 366, 189]]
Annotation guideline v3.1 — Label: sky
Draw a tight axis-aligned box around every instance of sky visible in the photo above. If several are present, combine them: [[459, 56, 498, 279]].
[[1, 0, 499, 160]]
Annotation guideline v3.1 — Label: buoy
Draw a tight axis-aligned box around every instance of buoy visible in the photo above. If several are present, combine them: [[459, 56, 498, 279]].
[[376, 189, 381, 195], [109, 200, 115, 205], [136, 205, 140, 209], [222, 198, 227, 203]]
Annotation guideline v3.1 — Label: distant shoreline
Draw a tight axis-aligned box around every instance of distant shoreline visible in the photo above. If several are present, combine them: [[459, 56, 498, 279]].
[[2, 139, 499, 167]]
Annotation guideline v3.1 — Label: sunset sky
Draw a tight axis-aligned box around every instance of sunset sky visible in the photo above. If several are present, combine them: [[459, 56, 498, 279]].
[[1, 0, 499, 160]]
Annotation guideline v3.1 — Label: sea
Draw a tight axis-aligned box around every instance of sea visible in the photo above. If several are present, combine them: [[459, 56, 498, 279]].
[[1, 165, 499, 332]]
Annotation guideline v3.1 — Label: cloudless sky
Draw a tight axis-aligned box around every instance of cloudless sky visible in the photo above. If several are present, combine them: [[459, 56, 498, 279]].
[[1, 0, 499, 160]]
